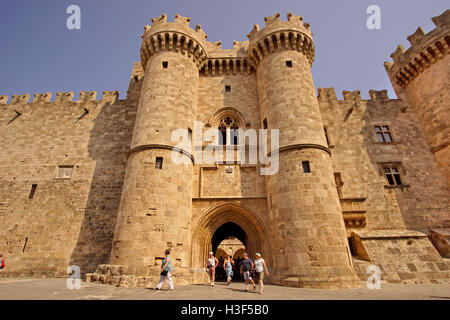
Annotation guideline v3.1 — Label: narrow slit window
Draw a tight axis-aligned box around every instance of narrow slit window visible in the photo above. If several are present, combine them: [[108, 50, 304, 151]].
[[29, 184, 37, 200], [22, 237, 28, 253], [302, 161, 311, 173], [263, 118, 268, 129], [286, 60, 293, 68], [155, 157, 163, 169], [324, 126, 331, 146], [162, 61, 168, 69]]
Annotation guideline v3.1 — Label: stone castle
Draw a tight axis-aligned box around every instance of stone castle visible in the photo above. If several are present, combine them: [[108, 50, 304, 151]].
[[0, 10, 449, 288]]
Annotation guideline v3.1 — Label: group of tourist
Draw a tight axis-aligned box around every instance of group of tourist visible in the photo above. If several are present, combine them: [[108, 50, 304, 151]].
[[156, 249, 269, 294]]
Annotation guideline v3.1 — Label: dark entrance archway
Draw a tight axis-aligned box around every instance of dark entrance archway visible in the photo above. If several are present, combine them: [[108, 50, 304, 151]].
[[191, 202, 271, 284], [212, 222, 247, 254], [211, 222, 247, 282]]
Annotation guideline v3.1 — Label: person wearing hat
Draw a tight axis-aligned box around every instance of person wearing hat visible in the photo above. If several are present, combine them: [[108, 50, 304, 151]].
[[205, 251, 218, 287], [254, 252, 269, 294]]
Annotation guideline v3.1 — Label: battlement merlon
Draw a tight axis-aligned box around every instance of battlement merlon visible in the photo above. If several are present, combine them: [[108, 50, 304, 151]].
[[384, 9, 450, 89], [140, 14, 209, 71], [318, 88, 392, 103], [247, 13, 315, 67], [0, 90, 120, 105]]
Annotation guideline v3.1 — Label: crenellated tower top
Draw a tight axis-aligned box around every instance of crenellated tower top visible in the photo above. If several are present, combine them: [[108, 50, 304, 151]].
[[140, 14, 209, 71], [384, 10, 449, 89], [247, 13, 315, 68]]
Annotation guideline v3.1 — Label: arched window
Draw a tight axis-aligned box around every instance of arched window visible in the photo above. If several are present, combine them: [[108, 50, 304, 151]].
[[218, 116, 239, 146]]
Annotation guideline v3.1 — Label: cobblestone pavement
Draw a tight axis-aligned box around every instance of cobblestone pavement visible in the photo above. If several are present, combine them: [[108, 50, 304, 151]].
[[0, 278, 449, 300]]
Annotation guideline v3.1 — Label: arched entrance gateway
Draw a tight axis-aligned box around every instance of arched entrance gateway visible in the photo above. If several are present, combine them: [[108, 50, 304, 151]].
[[191, 202, 271, 283]]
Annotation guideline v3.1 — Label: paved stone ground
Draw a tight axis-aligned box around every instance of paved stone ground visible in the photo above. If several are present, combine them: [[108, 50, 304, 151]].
[[0, 278, 449, 300]]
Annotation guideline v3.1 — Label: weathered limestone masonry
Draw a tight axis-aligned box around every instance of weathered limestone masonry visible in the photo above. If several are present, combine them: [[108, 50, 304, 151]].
[[0, 90, 138, 277], [1, 11, 449, 288], [247, 13, 359, 288], [385, 10, 450, 186]]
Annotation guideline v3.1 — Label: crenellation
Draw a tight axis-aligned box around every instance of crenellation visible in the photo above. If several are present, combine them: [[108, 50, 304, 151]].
[[342, 90, 362, 102], [10, 94, 30, 105], [151, 13, 167, 26], [317, 87, 338, 102], [264, 13, 281, 26], [407, 27, 426, 46], [431, 9, 450, 28], [32, 92, 52, 103], [174, 13, 191, 26], [0, 95, 9, 104], [79, 91, 97, 103], [369, 89, 389, 102], [102, 90, 120, 103], [55, 91, 74, 103]]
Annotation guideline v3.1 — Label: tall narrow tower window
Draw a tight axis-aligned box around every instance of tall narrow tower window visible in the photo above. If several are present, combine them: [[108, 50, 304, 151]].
[[225, 85, 231, 92], [302, 161, 311, 173], [155, 157, 163, 169], [162, 61, 168, 69], [29, 184, 38, 200], [263, 118, 268, 129], [286, 60, 293, 68]]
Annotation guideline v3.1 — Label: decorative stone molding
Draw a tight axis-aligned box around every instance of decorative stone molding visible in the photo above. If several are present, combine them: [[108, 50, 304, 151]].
[[385, 10, 449, 89], [247, 13, 315, 68], [140, 14, 209, 70]]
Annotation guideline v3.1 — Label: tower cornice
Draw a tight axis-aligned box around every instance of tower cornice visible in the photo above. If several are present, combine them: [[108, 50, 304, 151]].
[[247, 13, 315, 68], [384, 10, 449, 89], [140, 14, 209, 71]]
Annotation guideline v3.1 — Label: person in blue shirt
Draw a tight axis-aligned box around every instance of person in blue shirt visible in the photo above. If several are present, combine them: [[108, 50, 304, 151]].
[[240, 252, 256, 291], [156, 249, 174, 290]]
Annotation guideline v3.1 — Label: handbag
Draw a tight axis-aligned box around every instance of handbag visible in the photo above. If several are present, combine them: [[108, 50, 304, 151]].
[[161, 269, 168, 276], [0, 259, 4, 269]]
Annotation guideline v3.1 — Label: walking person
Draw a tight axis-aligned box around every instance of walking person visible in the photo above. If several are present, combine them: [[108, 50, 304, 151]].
[[223, 255, 235, 285], [254, 253, 269, 294], [0, 254, 5, 271], [206, 251, 218, 287], [240, 252, 256, 292], [156, 249, 174, 290]]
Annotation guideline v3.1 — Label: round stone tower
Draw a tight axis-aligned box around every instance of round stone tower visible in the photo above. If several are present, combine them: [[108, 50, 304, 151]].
[[248, 13, 359, 288], [385, 10, 450, 185], [109, 14, 207, 278]]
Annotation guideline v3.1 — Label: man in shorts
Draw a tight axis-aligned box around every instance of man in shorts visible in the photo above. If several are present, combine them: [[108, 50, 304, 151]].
[[240, 252, 256, 291]]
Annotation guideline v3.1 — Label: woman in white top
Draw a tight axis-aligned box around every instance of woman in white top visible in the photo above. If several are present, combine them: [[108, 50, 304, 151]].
[[254, 252, 269, 294], [205, 252, 218, 287]]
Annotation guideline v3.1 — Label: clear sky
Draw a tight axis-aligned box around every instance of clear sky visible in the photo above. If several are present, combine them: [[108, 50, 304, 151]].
[[0, 0, 448, 100]]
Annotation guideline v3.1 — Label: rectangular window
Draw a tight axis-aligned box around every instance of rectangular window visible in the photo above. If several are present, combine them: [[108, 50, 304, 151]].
[[383, 164, 403, 186], [302, 161, 311, 173], [162, 61, 168, 69], [155, 157, 163, 169], [263, 118, 268, 129], [225, 85, 231, 92], [375, 125, 393, 142], [286, 60, 293, 68], [29, 184, 37, 200]]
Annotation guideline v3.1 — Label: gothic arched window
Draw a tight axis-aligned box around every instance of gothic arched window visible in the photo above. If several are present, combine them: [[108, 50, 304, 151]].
[[218, 116, 239, 146]]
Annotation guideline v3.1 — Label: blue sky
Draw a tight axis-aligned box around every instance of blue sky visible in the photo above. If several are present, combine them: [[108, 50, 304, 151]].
[[0, 0, 448, 100]]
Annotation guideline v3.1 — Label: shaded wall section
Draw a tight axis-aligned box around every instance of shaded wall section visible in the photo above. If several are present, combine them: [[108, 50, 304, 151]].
[[0, 79, 140, 277]]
